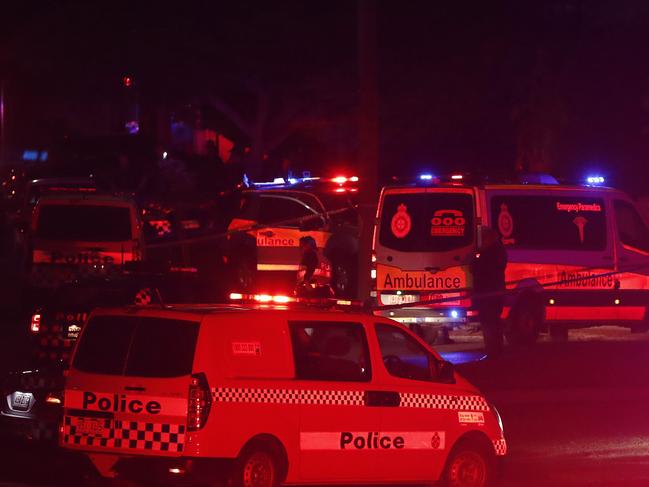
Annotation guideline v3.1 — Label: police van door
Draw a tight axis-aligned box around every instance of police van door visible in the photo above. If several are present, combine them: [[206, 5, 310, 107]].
[[63, 314, 199, 457], [256, 194, 328, 273], [375, 187, 475, 308], [612, 198, 649, 323], [289, 320, 382, 482], [370, 322, 457, 481]]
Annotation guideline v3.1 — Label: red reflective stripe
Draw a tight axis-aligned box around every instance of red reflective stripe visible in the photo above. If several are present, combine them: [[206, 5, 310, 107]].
[[549, 306, 645, 321]]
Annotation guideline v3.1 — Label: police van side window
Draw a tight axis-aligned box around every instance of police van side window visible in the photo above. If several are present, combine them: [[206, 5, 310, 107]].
[[375, 324, 434, 382], [614, 200, 649, 253], [289, 321, 371, 382], [73, 316, 138, 375]]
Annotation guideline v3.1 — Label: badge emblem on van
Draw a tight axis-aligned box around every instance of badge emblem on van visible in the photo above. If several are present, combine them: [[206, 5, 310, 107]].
[[391, 204, 412, 239]]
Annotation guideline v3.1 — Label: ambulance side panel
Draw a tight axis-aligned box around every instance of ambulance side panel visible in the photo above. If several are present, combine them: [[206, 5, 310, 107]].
[[483, 187, 621, 323]]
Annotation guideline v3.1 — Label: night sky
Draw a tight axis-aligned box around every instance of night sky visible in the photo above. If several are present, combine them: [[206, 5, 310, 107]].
[[2, 1, 649, 193]]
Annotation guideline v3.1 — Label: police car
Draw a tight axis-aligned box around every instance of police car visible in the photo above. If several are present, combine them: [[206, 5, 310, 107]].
[[29, 192, 144, 288], [61, 300, 506, 486]]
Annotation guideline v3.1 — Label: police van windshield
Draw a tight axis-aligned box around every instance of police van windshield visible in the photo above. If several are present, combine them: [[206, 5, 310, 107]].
[[379, 192, 474, 252], [73, 316, 199, 377], [36, 205, 132, 242]]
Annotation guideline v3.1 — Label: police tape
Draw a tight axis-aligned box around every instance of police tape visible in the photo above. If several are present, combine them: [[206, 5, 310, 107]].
[[145, 205, 359, 249], [373, 261, 649, 312]]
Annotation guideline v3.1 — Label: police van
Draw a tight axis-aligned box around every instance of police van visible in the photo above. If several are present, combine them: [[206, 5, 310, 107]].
[[373, 174, 649, 343], [61, 303, 506, 486], [226, 177, 360, 298], [30, 192, 144, 287]]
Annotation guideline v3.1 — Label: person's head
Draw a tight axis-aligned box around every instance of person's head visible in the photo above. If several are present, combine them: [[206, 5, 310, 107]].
[[479, 226, 501, 250], [299, 236, 317, 252]]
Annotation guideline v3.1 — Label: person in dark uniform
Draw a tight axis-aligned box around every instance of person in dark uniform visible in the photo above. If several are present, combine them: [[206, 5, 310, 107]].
[[297, 236, 319, 285], [471, 226, 508, 358]]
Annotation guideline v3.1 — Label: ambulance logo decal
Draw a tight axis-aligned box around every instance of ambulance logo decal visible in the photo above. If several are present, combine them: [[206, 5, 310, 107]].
[[430, 209, 466, 237], [391, 204, 412, 239], [573, 216, 588, 244], [497, 203, 515, 244]]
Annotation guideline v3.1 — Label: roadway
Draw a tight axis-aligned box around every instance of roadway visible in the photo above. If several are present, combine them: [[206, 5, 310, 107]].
[[2, 325, 649, 486]]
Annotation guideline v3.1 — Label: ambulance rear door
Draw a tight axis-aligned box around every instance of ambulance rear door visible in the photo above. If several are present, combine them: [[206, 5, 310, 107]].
[[375, 187, 476, 305], [63, 312, 200, 457]]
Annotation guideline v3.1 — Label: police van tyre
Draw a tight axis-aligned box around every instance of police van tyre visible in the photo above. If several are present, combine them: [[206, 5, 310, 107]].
[[506, 297, 543, 346], [442, 437, 495, 487], [229, 440, 286, 487]]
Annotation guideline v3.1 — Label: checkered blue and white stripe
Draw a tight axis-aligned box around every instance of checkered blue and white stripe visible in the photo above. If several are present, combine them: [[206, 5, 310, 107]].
[[62, 417, 185, 452], [399, 392, 489, 411], [493, 438, 507, 456], [213, 388, 364, 406]]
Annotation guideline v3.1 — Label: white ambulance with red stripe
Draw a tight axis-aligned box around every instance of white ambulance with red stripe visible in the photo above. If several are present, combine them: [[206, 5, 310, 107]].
[[61, 304, 506, 486], [30, 193, 144, 287], [373, 174, 649, 343]]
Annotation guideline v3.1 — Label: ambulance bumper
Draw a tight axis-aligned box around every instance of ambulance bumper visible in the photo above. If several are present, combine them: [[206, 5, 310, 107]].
[[375, 307, 475, 328], [114, 456, 235, 485]]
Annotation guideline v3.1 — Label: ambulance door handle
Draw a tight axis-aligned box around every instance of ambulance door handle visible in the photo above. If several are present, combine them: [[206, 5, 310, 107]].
[[364, 390, 401, 407], [260, 230, 275, 237]]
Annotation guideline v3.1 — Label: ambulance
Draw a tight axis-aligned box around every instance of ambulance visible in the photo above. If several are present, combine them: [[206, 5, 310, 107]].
[[29, 192, 144, 287], [226, 177, 360, 298], [61, 302, 506, 487], [373, 174, 649, 343]]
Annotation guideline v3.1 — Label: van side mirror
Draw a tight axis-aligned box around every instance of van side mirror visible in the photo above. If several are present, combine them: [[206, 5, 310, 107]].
[[435, 360, 455, 384]]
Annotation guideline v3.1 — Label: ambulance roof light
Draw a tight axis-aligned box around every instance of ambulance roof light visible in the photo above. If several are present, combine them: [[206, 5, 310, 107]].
[[586, 175, 605, 185], [419, 174, 434, 181], [450, 174, 463, 180]]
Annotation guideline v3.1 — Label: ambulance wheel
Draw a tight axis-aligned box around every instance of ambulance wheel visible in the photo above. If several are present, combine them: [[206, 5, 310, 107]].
[[230, 444, 283, 487], [442, 439, 495, 487], [506, 297, 542, 346]]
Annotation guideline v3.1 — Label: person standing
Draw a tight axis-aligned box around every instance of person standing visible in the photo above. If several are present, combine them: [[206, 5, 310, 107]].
[[471, 226, 508, 358]]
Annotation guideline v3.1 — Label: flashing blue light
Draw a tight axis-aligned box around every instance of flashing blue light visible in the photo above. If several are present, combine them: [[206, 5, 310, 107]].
[[419, 174, 434, 181], [450, 309, 459, 319], [586, 175, 605, 185], [288, 178, 298, 185], [22, 150, 39, 161]]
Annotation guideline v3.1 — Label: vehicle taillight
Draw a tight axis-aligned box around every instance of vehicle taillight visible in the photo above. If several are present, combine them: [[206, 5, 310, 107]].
[[30, 313, 41, 333], [187, 373, 212, 432]]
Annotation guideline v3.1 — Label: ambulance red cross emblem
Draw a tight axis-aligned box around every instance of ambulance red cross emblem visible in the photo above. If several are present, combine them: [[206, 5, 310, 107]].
[[391, 204, 412, 239]]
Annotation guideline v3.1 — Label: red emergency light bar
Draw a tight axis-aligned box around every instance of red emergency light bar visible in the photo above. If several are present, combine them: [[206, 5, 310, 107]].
[[229, 292, 361, 309], [331, 176, 359, 184]]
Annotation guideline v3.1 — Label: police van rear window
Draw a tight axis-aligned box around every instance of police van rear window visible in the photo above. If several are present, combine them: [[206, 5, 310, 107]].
[[73, 316, 199, 377], [379, 193, 474, 252], [36, 205, 132, 241]]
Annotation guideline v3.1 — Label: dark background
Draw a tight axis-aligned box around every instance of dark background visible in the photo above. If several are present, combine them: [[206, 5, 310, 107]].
[[2, 0, 649, 191]]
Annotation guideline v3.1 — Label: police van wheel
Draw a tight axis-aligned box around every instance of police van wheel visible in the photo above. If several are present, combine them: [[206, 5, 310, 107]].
[[506, 299, 542, 346], [442, 440, 494, 487], [230, 446, 281, 487]]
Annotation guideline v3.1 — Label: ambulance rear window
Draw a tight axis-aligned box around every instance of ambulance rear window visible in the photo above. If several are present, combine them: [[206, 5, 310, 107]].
[[73, 316, 199, 377], [379, 192, 474, 252], [36, 205, 132, 241]]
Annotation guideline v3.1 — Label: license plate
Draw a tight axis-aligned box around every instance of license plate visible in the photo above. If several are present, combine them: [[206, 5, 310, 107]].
[[11, 392, 31, 411], [73, 417, 108, 437], [380, 294, 419, 305], [65, 323, 82, 339]]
